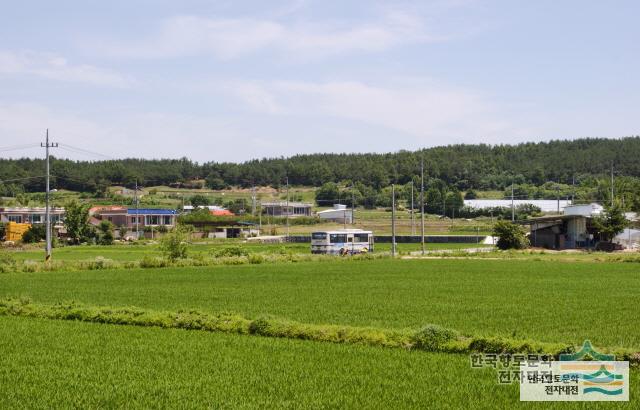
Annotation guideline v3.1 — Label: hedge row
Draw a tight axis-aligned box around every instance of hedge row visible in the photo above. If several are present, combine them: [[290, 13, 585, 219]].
[[1, 298, 637, 365], [0, 252, 389, 273]]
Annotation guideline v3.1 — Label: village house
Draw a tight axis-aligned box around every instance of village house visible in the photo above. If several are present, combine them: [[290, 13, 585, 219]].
[[262, 202, 312, 217], [0, 207, 65, 224], [90, 206, 177, 229]]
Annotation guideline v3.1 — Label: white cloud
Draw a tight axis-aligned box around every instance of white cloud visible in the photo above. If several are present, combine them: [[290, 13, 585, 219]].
[[102, 11, 437, 60], [0, 51, 133, 87], [229, 79, 519, 141], [231, 82, 284, 114]]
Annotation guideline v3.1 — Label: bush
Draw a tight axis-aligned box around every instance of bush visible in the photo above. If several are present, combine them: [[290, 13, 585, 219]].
[[492, 220, 529, 250], [248, 254, 264, 264], [21, 224, 47, 243], [82, 257, 114, 270], [139, 255, 170, 268], [411, 324, 458, 351], [97, 220, 114, 245], [213, 246, 249, 258], [159, 227, 190, 261], [0, 250, 17, 273], [248, 317, 271, 335]]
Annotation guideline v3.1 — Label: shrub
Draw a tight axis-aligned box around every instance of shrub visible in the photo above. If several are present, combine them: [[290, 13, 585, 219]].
[[248, 317, 271, 335], [213, 246, 249, 258], [592, 202, 627, 242], [0, 250, 17, 273], [139, 255, 170, 268], [492, 220, 529, 250], [117, 225, 128, 239], [248, 254, 264, 264], [82, 257, 114, 270], [159, 227, 189, 261], [97, 220, 114, 245], [22, 224, 47, 243], [411, 324, 458, 351]]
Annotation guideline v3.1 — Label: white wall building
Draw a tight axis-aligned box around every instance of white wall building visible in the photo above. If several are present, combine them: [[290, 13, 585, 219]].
[[317, 204, 353, 224], [463, 199, 572, 213]]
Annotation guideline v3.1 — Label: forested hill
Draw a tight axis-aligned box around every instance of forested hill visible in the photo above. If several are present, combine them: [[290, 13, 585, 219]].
[[2, 137, 640, 193]]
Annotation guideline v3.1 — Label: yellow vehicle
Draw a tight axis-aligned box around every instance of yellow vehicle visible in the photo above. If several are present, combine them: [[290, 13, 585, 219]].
[[5, 222, 31, 241]]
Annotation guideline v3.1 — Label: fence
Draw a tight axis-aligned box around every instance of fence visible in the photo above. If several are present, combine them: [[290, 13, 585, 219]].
[[286, 235, 488, 244]]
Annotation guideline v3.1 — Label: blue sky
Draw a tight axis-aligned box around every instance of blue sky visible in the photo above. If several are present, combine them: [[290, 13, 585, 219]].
[[1, 0, 638, 162]]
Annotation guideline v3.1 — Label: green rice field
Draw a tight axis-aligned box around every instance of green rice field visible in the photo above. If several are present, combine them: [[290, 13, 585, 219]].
[[0, 315, 637, 409], [1, 258, 639, 348], [1, 255, 638, 408]]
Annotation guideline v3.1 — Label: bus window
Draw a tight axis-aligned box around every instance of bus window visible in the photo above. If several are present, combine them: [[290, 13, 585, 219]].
[[330, 234, 347, 243], [354, 233, 368, 243], [312, 232, 327, 240]]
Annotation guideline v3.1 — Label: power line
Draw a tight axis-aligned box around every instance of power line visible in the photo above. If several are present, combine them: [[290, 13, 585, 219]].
[[57, 143, 114, 160], [0, 143, 41, 153]]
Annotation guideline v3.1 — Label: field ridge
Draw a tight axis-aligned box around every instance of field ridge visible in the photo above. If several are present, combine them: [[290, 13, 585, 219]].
[[2, 298, 638, 365]]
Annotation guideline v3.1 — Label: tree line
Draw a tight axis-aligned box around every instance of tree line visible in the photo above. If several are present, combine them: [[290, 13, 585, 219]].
[[2, 137, 640, 195]]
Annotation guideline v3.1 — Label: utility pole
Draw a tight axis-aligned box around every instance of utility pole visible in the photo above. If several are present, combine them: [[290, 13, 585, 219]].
[[258, 200, 262, 233], [556, 184, 560, 213], [343, 206, 347, 230], [351, 186, 355, 225], [251, 185, 256, 216], [611, 162, 615, 207], [391, 184, 396, 257], [442, 188, 446, 218], [286, 176, 290, 239], [511, 183, 515, 221], [420, 159, 425, 255], [410, 181, 415, 235], [135, 179, 139, 239], [571, 176, 575, 204], [41, 129, 57, 262]]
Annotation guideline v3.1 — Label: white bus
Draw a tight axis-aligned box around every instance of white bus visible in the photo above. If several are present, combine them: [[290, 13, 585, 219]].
[[311, 229, 374, 255]]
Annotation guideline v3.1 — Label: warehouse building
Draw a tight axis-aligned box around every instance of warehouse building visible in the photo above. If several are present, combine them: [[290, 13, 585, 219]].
[[317, 204, 353, 224], [464, 199, 572, 213], [519, 203, 603, 249]]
